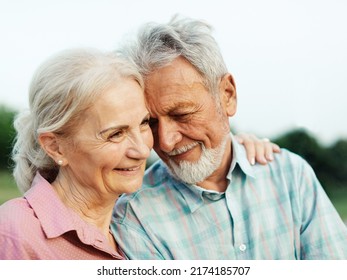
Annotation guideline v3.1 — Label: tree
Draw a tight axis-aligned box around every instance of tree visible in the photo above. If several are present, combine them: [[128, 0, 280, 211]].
[[329, 139, 347, 187], [273, 128, 346, 193], [0, 105, 17, 170]]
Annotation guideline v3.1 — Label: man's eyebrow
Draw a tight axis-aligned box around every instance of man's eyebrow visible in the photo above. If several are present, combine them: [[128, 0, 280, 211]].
[[163, 101, 197, 113]]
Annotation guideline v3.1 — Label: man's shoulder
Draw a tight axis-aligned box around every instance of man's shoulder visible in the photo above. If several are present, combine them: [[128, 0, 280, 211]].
[[246, 147, 313, 184], [273, 148, 307, 166], [250, 147, 316, 187], [272, 148, 311, 172]]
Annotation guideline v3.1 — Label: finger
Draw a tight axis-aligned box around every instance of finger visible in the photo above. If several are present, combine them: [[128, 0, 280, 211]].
[[262, 138, 281, 153], [243, 141, 256, 165], [272, 143, 281, 153], [254, 140, 268, 165], [259, 138, 274, 161], [234, 134, 245, 144], [264, 142, 281, 161], [241, 134, 259, 165], [238, 134, 257, 165], [264, 142, 275, 161]]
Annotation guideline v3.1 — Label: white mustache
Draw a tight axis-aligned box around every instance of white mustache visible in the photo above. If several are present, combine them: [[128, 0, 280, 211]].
[[166, 142, 199, 156]]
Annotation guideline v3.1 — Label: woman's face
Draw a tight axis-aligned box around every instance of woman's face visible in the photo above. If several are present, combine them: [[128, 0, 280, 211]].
[[60, 79, 153, 198]]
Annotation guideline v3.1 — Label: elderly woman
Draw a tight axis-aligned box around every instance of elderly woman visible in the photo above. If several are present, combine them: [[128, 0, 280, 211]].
[[0, 48, 278, 260], [0, 49, 153, 259]]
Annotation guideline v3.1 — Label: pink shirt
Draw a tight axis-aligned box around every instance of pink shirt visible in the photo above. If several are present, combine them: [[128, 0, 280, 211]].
[[0, 172, 124, 260]]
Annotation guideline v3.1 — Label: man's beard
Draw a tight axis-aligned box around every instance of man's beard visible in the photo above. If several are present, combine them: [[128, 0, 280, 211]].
[[165, 134, 229, 185]]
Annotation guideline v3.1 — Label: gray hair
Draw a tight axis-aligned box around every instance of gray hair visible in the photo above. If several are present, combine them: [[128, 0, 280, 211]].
[[118, 15, 228, 95], [12, 48, 143, 193]]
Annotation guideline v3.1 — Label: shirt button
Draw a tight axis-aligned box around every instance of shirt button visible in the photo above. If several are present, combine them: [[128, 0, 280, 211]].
[[239, 244, 247, 252]]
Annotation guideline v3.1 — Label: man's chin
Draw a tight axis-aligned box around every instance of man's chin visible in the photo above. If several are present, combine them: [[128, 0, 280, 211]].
[[166, 159, 210, 185], [162, 134, 229, 185]]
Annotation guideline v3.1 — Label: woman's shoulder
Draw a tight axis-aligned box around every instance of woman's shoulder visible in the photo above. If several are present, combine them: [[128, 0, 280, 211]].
[[0, 197, 39, 236], [0, 197, 47, 259]]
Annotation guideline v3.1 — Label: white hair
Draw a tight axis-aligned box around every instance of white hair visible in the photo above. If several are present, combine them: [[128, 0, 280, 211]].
[[12, 48, 143, 193]]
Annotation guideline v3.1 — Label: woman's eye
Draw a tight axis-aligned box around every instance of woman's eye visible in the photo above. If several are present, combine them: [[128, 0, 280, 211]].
[[141, 118, 150, 127], [108, 130, 125, 142]]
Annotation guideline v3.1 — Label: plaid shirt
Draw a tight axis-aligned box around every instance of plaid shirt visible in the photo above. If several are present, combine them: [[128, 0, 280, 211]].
[[112, 135, 347, 259]]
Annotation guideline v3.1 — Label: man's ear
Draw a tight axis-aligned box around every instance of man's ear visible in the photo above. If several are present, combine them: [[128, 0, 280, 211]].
[[38, 132, 66, 166], [219, 73, 237, 117]]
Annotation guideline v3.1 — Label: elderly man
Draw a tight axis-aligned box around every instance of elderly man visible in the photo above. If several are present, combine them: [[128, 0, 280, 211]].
[[111, 16, 347, 259]]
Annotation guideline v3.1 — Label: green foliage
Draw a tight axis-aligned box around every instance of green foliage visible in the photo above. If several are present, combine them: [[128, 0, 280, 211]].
[[273, 128, 347, 194], [329, 139, 347, 184], [0, 105, 17, 170], [328, 188, 347, 221], [0, 171, 20, 205]]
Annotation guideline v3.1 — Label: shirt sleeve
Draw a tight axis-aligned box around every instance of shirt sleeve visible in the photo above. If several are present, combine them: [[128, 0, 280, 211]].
[[0, 234, 37, 259], [111, 220, 166, 260], [298, 159, 347, 259]]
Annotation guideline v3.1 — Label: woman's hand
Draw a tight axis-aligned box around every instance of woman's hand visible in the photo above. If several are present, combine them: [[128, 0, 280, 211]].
[[235, 133, 281, 165]]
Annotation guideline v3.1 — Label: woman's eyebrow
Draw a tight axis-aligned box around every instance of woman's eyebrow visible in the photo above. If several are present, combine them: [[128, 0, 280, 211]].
[[99, 125, 129, 136], [99, 113, 150, 135]]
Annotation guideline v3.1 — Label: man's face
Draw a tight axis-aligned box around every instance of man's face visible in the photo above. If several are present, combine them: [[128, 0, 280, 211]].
[[145, 57, 237, 184]]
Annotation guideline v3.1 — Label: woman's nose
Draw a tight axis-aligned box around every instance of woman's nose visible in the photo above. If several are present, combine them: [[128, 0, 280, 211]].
[[126, 131, 152, 160]]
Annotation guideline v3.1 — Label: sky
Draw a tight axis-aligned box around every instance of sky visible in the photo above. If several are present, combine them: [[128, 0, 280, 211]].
[[1, 0, 346, 145]]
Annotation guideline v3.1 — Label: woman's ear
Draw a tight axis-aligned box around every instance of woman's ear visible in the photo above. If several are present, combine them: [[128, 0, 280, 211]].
[[38, 132, 66, 166], [219, 73, 237, 117]]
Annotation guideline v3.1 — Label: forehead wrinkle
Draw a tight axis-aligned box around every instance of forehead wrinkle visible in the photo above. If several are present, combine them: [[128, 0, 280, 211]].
[[163, 100, 196, 112]]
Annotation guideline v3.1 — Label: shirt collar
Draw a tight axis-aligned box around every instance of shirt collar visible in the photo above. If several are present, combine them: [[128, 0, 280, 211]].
[[172, 133, 255, 213], [25, 172, 106, 246], [24, 172, 79, 239], [227, 133, 256, 180], [24, 172, 124, 259]]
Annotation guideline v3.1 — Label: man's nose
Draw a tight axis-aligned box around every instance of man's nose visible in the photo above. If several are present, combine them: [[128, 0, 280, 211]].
[[157, 119, 182, 153]]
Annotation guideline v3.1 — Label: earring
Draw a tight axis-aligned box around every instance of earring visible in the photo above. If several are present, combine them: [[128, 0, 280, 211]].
[[57, 159, 63, 166]]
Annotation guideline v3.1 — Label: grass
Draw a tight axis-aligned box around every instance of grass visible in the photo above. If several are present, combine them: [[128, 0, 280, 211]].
[[0, 171, 21, 205], [0, 171, 346, 222]]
